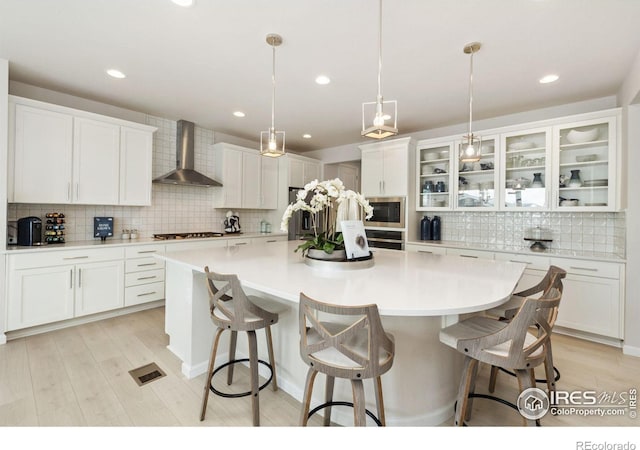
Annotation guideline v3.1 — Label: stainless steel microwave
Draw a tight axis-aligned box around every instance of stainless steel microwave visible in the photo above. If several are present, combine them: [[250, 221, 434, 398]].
[[366, 197, 405, 228]]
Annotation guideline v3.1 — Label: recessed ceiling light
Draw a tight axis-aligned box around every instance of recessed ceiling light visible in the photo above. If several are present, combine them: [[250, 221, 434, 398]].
[[171, 0, 194, 7], [315, 75, 331, 85], [539, 74, 559, 84], [233, 111, 246, 118], [106, 69, 126, 79], [303, 134, 312, 139]]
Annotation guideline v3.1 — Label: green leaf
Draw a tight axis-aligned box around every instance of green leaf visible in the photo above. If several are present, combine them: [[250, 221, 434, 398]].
[[322, 242, 335, 254]]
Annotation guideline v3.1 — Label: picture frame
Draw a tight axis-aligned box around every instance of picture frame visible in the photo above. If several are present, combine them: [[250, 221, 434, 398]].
[[340, 220, 370, 259]]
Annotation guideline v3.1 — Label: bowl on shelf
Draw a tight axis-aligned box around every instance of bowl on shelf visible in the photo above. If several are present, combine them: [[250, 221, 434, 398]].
[[481, 144, 494, 154], [566, 128, 599, 144], [560, 198, 579, 207], [424, 152, 438, 161], [582, 179, 608, 187], [508, 141, 534, 150], [576, 154, 597, 163], [439, 150, 450, 159], [421, 165, 433, 175]]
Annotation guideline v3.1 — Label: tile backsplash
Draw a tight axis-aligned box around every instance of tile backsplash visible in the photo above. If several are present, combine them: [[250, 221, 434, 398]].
[[417, 211, 626, 257], [7, 115, 282, 242]]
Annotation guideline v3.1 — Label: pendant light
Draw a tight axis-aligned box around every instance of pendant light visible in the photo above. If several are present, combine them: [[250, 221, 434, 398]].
[[260, 33, 285, 157], [361, 0, 397, 140], [459, 42, 482, 162]]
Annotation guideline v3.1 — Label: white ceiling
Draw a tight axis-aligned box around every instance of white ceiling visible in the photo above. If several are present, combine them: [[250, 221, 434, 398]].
[[1, 0, 639, 152]]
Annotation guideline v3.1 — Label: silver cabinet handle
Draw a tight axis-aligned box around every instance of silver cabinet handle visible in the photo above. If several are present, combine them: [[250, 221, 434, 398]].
[[67, 182, 71, 201], [76, 183, 79, 200], [418, 250, 433, 254], [137, 291, 157, 297], [137, 263, 156, 267], [266, 240, 277, 243], [459, 254, 478, 258], [63, 256, 89, 260], [78, 268, 82, 288], [137, 250, 157, 254], [509, 259, 531, 265], [569, 266, 598, 272], [234, 242, 248, 246], [70, 269, 73, 289], [137, 275, 157, 281]]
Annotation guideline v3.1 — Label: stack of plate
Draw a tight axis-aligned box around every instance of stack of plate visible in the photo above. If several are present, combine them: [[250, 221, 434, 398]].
[[582, 179, 608, 187]]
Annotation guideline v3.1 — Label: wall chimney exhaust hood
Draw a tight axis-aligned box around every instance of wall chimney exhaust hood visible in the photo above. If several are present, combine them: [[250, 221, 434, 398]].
[[153, 120, 222, 187]]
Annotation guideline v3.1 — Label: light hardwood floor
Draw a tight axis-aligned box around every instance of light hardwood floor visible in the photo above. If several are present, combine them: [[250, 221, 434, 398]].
[[1, 306, 638, 428]]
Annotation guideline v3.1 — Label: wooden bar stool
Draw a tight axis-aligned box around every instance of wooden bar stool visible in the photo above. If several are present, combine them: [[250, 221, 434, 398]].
[[439, 287, 562, 426], [199, 266, 281, 426], [298, 292, 395, 426], [485, 266, 566, 395]]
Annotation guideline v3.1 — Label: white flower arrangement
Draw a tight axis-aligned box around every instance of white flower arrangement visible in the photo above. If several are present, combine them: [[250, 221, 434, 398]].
[[281, 178, 373, 255]]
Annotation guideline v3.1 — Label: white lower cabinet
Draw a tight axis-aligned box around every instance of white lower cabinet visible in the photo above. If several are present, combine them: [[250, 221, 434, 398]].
[[405, 243, 447, 255], [7, 248, 125, 331], [445, 248, 495, 260]]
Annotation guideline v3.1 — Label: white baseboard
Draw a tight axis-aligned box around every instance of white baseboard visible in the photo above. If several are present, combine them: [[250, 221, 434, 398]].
[[553, 327, 623, 348], [0, 334, 6, 345], [622, 344, 640, 357]]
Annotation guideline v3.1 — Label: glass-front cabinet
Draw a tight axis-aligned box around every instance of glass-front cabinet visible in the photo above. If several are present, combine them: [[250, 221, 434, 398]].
[[553, 117, 617, 211], [500, 128, 551, 210], [416, 142, 453, 210], [454, 134, 499, 210]]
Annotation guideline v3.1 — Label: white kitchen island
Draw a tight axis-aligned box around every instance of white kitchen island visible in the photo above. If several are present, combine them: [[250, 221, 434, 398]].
[[157, 240, 525, 426]]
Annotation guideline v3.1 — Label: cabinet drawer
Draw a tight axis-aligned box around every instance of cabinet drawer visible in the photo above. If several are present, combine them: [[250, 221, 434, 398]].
[[494, 252, 550, 271], [125, 281, 165, 306], [124, 244, 165, 258], [405, 243, 447, 255], [125, 268, 165, 287], [550, 257, 621, 279], [255, 235, 288, 244], [125, 257, 165, 273], [446, 248, 494, 260], [10, 247, 124, 269], [228, 238, 252, 247]]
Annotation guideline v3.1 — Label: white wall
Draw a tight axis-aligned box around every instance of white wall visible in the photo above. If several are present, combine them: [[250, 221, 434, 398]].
[[0, 59, 8, 344], [618, 48, 640, 356]]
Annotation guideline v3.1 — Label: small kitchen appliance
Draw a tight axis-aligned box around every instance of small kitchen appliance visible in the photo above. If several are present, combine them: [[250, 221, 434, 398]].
[[17, 216, 43, 246], [7, 220, 18, 245], [94, 217, 114, 241]]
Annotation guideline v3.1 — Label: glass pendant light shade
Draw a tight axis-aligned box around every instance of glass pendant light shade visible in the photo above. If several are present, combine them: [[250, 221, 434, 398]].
[[459, 42, 482, 162], [362, 0, 398, 140], [260, 33, 285, 158]]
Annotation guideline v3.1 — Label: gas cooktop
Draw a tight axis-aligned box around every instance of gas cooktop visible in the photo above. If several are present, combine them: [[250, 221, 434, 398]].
[[153, 232, 225, 240]]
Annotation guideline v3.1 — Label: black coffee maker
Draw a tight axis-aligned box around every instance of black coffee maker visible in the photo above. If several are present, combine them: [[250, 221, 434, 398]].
[[17, 216, 43, 246]]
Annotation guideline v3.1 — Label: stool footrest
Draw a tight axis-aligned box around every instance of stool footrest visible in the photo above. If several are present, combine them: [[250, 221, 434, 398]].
[[307, 401, 382, 426], [497, 366, 561, 383], [209, 358, 273, 398]]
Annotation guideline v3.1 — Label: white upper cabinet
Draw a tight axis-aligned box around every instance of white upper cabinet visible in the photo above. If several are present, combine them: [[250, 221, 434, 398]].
[[8, 96, 157, 206], [13, 103, 73, 203], [360, 137, 412, 198], [415, 109, 621, 212], [287, 154, 322, 188], [120, 126, 153, 206], [213, 142, 280, 210], [73, 117, 121, 205]]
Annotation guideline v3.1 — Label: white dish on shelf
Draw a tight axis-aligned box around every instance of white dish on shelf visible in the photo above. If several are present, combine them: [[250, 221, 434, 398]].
[[481, 144, 494, 154], [439, 150, 449, 159], [566, 128, 599, 144], [585, 202, 607, 206], [508, 141, 534, 150], [424, 152, 438, 161], [421, 165, 432, 175], [582, 179, 608, 187], [576, 154, 597, 162]]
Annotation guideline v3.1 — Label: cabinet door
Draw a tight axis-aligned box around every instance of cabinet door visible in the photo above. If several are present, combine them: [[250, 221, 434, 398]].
[[555, 273, 621, 339], [338, 164, 359, 192], [73, 117, 121, 205], [553, 116, 617, 211], [501, 128, 551, 210], [242, 151, 261, 209], [303, 161, 321, 185], [261, 156, 279, 209], [220, 148, 243, 208], [13, 104, 73, 203], [454, 135, 499, 210], [289, 157, 304, 188], [417, 142, 453, 210], [381, 146, 407, 196], [445, 248, 495, 259], [361, 149, 384, 197], [75, 260, 124, 317], [7, 265, 75, 330], [120, 126, 153, 205]]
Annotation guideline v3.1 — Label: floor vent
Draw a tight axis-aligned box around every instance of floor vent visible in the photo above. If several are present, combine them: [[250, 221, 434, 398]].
[[129, 362, 167, 386]]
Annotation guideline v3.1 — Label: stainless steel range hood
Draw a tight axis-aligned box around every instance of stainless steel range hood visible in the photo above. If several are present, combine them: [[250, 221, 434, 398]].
[[153, 120, 222, 187]]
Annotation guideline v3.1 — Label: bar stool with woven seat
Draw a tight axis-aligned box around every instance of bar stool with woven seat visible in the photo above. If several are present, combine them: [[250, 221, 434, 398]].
[[439, 286, 562, 426], [298, 292, 395, 426], [485, 266, 566, 395], [200, 266, 282, 426]]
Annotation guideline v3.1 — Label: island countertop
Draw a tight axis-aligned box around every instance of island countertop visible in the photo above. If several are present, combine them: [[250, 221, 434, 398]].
[[156, 240, 526, 317]]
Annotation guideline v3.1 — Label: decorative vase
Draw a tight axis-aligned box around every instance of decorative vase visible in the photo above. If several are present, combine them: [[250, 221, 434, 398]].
[[569, 169, 582, 187], [306, 248, 347, 261], [532, 172, 544, 188]]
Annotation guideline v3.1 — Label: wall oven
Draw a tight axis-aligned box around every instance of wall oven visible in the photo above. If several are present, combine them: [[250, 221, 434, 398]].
[[366, 197, 405, 228], [365, 229, 404, 251]]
